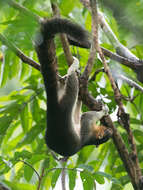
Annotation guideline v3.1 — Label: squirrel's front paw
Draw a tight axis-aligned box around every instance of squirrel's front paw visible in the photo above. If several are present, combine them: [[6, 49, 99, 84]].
[[68, 57, 79, 74], [72, 56, 79, 70], [102, 104, 109, 116]]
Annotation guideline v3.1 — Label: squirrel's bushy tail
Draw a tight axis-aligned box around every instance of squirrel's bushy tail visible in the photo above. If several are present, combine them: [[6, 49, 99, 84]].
[[41, 18, 91, 48]]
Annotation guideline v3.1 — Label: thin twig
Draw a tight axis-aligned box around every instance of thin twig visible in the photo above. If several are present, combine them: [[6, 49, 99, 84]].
[[118, 75, 143, 93], [60, 157, 68, 190], [89, 68, 104, 81], [90, 67, 143, 93], [79, 0, 103, 111], [101, 47, 142, 70], [61, 168, 66, 190], [37, 163, 45, 190], [46, 166, 82, 175], [19, 160, 40, 180], [49, 150, 61, 162]]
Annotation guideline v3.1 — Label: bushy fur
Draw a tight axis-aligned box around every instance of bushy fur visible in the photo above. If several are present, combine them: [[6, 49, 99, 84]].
[[35, 18, 112, 156]]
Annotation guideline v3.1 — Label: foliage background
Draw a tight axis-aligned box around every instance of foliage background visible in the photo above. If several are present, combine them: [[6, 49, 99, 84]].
[[0, 0, 143, 189]]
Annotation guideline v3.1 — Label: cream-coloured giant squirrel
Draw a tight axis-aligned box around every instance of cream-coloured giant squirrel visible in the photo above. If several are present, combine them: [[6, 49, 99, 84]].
[[35, 18, 112, 157]]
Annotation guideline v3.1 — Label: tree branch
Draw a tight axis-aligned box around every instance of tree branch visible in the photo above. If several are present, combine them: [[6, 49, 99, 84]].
[[37, 162, 45, 190], [89, 0, 143, 189], [51, 3, 73, 66], [80, 0, 143, 83], [2, 0, 143, 188], [60, 158, 68, 190], [0, 183, 10, 190], [81, 3, 97, 81], [98, 12, 137, 60], [90, 68, 143, 93], [0, 33, 41, 71], [118, 75, 143, 93], [101, 47, 142, 70]]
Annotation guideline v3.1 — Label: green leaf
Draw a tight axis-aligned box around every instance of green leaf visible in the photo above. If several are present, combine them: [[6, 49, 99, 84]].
[[93, 171, 121, 186], [115, 165, 125, 174], [29, 154, 46, 164], [51, 169, 61, 188], [24, 164, 34, 182], [133, 130, 143, 143], [68, 170, 77, 190], [60, 0, 76, 15], [77, 146, 95, 165], [43, 158, 50, 169], [0, 157, 11, 175], [80, 170, 94, 190], [0, 49, 10, 87], [17, 123, 45, 147], [0, 101, 20, 116], [20, 104, 29, 132], [0, 164, 11, 175], [0, 115, 13, 133], [14, 150, 32, 160], [30, 97, 41, 122], [9, 55, 20, 79], [130, 118, 142, 125], [20, 63, 30, 81], [3, 133, 24, 154], [0, 115, 13, 145], [2, 180, 36, 190], [78, 164, 94, 172], [93, 172, 105, 184]]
